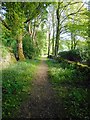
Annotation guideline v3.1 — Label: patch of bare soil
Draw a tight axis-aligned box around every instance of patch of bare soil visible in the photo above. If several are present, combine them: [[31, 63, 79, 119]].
[[18, 60, 64, 118]]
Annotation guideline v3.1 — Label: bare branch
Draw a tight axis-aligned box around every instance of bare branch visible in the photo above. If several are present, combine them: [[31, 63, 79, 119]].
[[60, 3, 84, 25], [58, 1, 83, 18], [60, 28, 69, 34]]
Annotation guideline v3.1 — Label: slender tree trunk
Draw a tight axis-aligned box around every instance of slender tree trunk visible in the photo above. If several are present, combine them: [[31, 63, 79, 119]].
[[48, 32, 51, 57], [71, 32, 77, 50], [87, 1, 90, 65], [55, 3, 60, 57], [28, 21, 33, 38], [55, 23, 59, 56], [52, 27, 55, 55], [28, 21, 35, 44], [52, 8, 55, 56], [70, 14, 77, 50], [71, 33, 73, 50], [52, 19, 55, 55], [32, 20, 36, 45], [17, 33, 25, 61], [73, 36, 77, 49]]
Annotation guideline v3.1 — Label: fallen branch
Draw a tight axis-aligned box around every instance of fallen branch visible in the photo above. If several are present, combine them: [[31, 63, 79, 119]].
[[56, 57, 90, 69]]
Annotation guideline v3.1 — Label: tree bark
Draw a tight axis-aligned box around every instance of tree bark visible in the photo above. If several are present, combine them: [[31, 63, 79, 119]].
[[55, 3, 60, 57], [48, 32, 51, 58], [71, 32, 76, 50], [52, 27, 55, 55], [17, 33, 25, 61], [87, 1, 90, 65], [52, 9, 55, 56], [28, 21, 32, 36]]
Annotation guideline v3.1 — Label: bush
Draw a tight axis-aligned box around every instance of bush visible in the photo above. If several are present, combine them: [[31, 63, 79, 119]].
[[58, 49, 81, 62], [23, 34, 44, 59], [23, 35, 35, 59]]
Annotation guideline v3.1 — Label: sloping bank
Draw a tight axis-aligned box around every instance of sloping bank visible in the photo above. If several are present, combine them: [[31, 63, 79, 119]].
[[0, 45, 16, 70]]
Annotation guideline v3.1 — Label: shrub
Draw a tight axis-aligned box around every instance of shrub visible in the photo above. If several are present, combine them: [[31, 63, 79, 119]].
[[23, 35, 36, 59], [58, 49, 81, 62]]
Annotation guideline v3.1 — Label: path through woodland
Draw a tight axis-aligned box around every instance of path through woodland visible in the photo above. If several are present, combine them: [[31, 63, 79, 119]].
[[18, 59, 64, 118]]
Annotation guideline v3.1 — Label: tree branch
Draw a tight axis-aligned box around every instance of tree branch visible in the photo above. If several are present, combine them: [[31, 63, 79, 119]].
[[0, 16, 10, 30], [60, 28, 69, 34], [22, 31, 29, 38], [24, 3, 42, 23], [60, 3, 84, 25], [60, 1, 82, 12]]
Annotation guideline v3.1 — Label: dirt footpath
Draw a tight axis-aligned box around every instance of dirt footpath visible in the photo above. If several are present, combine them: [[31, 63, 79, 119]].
[[18, 60, 64, 118]]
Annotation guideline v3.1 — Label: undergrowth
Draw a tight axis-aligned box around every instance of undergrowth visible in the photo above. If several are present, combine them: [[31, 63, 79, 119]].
[[2, 59, 40, 118], [46, 59, 89, 119]]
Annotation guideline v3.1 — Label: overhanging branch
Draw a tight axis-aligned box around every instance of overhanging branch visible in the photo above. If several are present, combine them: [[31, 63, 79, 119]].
[[24, 3, 42, 23]]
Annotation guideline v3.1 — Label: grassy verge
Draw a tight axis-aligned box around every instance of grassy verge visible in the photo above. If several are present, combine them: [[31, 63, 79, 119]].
[[2, 59, 40, 118], [46, 59, 89, 119]]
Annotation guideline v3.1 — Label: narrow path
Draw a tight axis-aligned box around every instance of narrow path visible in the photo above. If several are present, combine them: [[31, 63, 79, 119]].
[[18, 59, 64, 118]]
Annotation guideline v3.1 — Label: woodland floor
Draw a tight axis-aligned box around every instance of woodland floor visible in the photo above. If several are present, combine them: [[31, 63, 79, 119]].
[[17, 59, 64, 118]]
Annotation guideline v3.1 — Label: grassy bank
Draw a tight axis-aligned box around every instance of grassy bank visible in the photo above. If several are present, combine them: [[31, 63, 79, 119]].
[[2, 59, 40, 118], [46, 59, 89, 119]]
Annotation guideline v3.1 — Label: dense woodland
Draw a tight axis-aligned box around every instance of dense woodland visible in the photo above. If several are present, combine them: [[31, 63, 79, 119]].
[[0, 1, 90, 119], [1, 1, 90, 62]]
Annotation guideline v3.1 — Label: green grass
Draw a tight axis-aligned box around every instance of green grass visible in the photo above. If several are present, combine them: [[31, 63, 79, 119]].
[[2, 59, 40, 118], [46, 59, 89, 119]]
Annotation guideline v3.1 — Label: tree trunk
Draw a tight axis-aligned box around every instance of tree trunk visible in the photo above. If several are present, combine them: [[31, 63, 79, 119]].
[[17, 33, 25, 61], [55, 4, 60, 57], [52, 28, 55, 55], [71, 33, 74, 50], [52, 18, 55, 55], [28, 21, 33, 37], [55, 25, 59, 56], [87, 1, 90, 65], [52, 8, 55, 56], [71, 32, 77, 50], [48, 32, 51, 57]]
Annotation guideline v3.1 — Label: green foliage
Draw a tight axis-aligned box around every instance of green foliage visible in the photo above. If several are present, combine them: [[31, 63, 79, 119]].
[[23, 30, 47, 59], [47, 60, 87, 85], [35, 30, 47, 56], [23, 35, 35, 59], [47, 59, 89, 119], [58, 49, 81, 62], [64, 88, 88, 119], [2, 59, 40, 118], [1, 2, 90, 62], [1, 2, 49, 60], [1, 23, 18, 58], [76, 40, 90, 65], [0, 45, 8, 58]]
